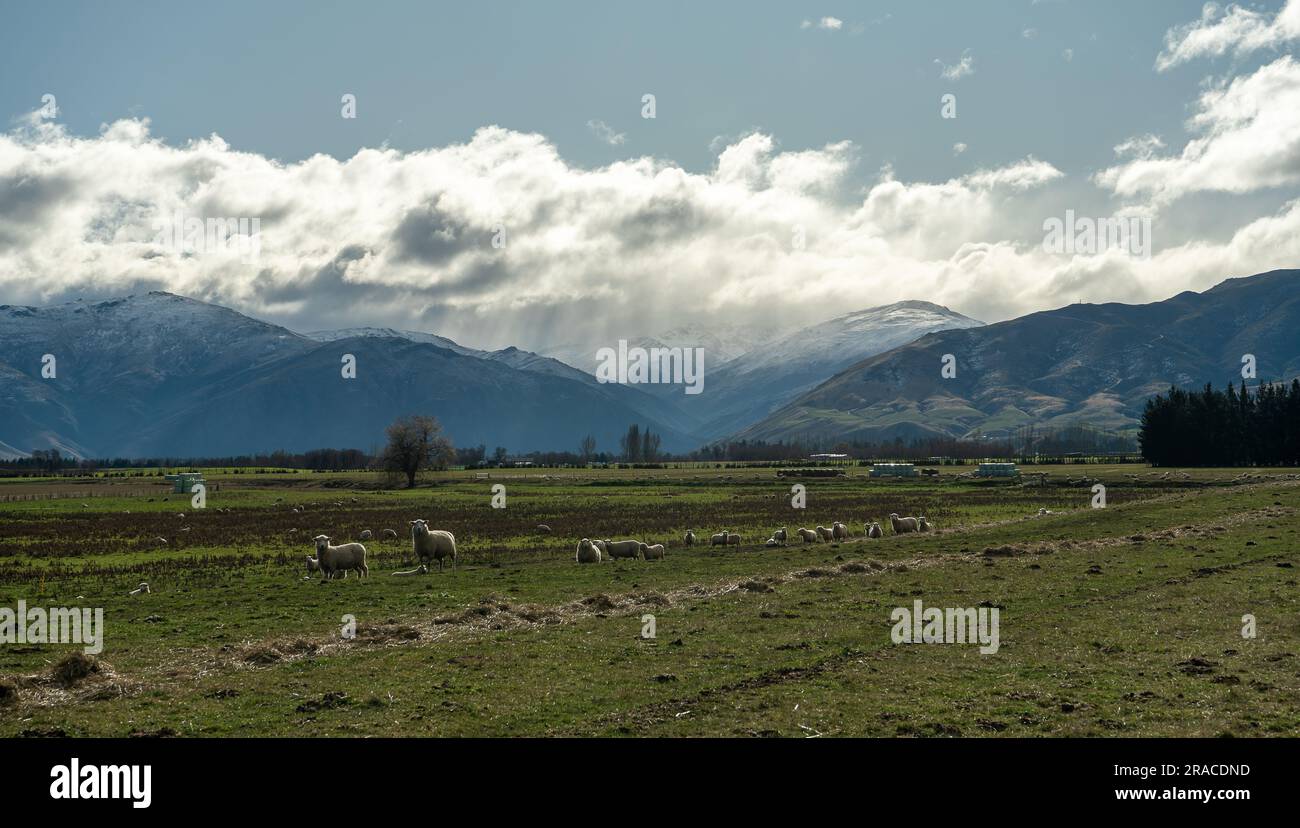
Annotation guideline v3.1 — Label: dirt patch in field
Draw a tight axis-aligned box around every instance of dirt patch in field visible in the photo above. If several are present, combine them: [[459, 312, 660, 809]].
[[3, 654, 142, 708]]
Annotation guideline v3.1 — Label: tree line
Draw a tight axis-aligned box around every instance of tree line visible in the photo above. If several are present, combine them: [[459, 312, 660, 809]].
[[1139, 380, 1300, 466]]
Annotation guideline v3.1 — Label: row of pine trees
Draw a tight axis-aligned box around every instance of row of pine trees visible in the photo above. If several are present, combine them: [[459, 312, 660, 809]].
[[1139, 380, 1300, 466]]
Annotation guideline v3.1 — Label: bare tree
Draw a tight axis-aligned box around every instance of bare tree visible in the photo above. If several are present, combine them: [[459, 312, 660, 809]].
[[382, 415, 455, 488], [579, 434, 596, 463]]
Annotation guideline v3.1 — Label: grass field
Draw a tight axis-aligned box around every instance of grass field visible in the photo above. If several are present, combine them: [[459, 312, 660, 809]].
[[1, 464, 1298, 737]]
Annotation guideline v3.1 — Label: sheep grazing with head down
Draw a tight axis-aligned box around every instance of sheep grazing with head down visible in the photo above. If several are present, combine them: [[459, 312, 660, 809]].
[[773, 528, 788, 545], [889, 513, 920, 534], [684, 530, 696, 546], [866, 522, 883, 539], [798, 527, 818, 543], [604, 539, 642, 560], [409, 519, 457, 572], [382, 528, 399, 540], [639, 542, 665, 561], [832, 522, 848, 541], [312, 535, 369, 582], [358, 529, 373, 541], [576, 538, 602, 564], [764, 537, 780, 547], [129, 582, 150, 596], [710, 531, 728, 546]]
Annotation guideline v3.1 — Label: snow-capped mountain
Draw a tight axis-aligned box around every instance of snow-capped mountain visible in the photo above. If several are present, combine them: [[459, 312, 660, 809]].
[[542, 322, 777, 376], [682, 301, 985, 440]]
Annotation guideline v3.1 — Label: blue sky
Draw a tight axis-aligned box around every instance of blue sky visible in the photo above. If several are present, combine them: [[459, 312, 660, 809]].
[[2, 1, 1298, 351]]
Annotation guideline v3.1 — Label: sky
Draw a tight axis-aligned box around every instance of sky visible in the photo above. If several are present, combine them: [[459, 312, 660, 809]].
[[2, 0, 1299, 352]]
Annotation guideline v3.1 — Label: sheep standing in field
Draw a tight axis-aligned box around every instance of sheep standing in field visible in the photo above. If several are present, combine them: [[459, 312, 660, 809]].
[[312, 535, 369, 582], [358, 529, 373, 541], [816, 525, 833, 542], [798, 527, 818, 543], [604, 539, 642, 560], [710, 531, 728, 546], [866, 522, 883, 539], [639, 542, 665, 561], [773, 527, 788, 545], [917, 516, 932, 532], [576, 538, 603, 564], [410, 519, 457, 572], [129, 582, 150, 596], [889, 513, 920, 534], [382, 528, 398, 540], [832, 522, 848, 541], [684, 530, 696, 546], [726, 532, 741, 546], [305, 555, 321, 576]]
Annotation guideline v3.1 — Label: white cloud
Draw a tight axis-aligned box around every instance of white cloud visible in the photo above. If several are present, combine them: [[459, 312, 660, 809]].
[[1096, 56, 1300, 206], [1157, 0, 1300, 70], [586, 119, 626, 146], [801, 17, 843, 31], [953, 142, 968, 156], [1061, 48, 1074, 62], [935, 50, 975, 80], [1022, 27, 1038, 39]]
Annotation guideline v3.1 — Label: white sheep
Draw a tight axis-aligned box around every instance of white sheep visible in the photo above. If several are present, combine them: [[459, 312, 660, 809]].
[[639, 542, 665, 561], [128, 582, 150, 596], [410, 519, 457, 572], [576, 538, 602, 563], [710, 531, 728, 546], [358, 529, 373, 541], [726, 532, 741, 546], [684, 530, 696, 546], [773, 527, 788, 545], [832, 522, 848, 541], [866, 522, 883, 539], [592, 539, 608, 556], [764, 537, 780, 547], [816, 525, 833, 542], [382, 528, 399, 540], [917, 516, 932, 532], [312, 535, 369, 582], [889, 513, 920, 534], [798, 527, 818, 543], [604, 539, 641, 560], [536, 524, 552, 534]]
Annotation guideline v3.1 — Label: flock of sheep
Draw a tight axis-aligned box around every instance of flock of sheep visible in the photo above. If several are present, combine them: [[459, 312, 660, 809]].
[[573, 512, 931, 563], [299, 511, 933, 580]]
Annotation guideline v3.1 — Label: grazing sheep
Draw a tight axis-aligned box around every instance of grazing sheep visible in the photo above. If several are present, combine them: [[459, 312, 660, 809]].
[[684, 530, 696, 546], [312, 535, 369, 582], [816, 525, 833, 542], [382, 528, 398, 540], [764, 537, 780, 547], [604, 539, 642, 560], [536, 524, 552, 534], [889, 513, 920, 534], [832, 522, 848, 541], [798, 528, 818, 543], [917, 516, 932, 532], [710, 531, 728, 546], [866, 522, 883, 539], [726, 532, 741, 546], [773, 527, 788, 545], [358, 529, 373, 541], [639, 542, 666, 561], [409, 519, 457, 572], [391, 564, 429, 576], [129, 582, 150, 596], [576, 538, 603, 564]]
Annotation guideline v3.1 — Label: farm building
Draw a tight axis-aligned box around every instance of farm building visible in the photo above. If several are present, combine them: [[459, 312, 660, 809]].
[[164, 472, 206, 493], [869, 463, 918, 478], [976, 462, 1020, 478]]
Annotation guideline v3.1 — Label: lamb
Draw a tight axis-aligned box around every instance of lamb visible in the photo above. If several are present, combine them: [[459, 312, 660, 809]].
[[391, 564, 429, 576], [832, 522, 848, 541], [604, 539, 642, 560], [889, 513, 920, 534], [726, 532, 741, 546], [129, 582, 150, 596], [816, 525, 833, 542], [917, 516, 932, 532], [576, 538, 603, 563], [773, 527, 788, 545], [684, 530, 696, 546], [358, 529, 373, 541], [382, 528, 399, 540], [764, 537, 780, 547], [866, 522, 883, 539], [798, 528, 818, 543], [639, 542, 665, 561], [410, 519, 457, 572], [710, 531, 729, 546], [312, 535, 369, 581]]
